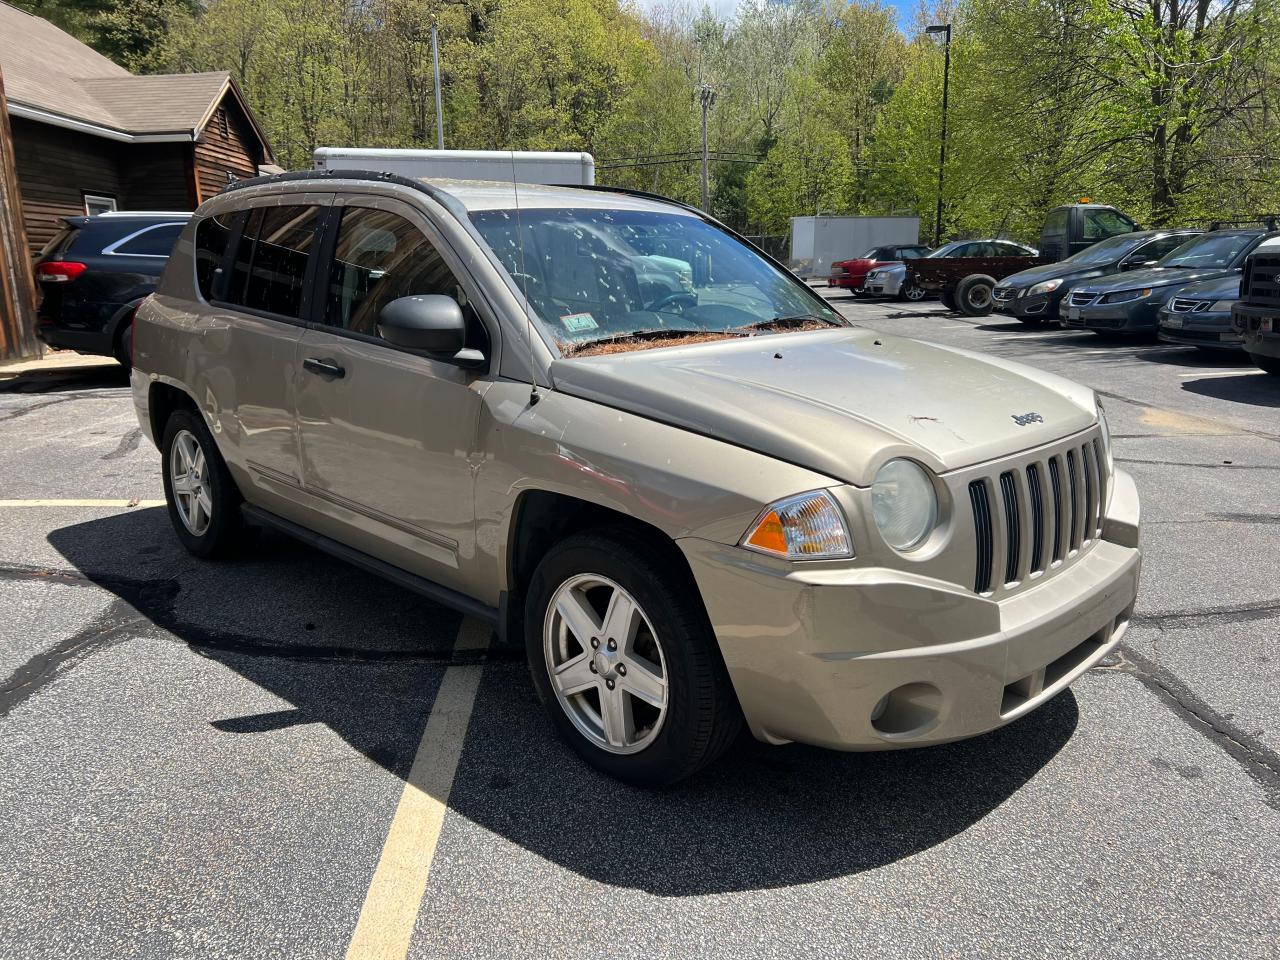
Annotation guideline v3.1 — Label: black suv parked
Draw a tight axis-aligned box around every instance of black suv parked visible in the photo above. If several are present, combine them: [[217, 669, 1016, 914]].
[[35, 212, 190, 368], [993, 229, 1199, 325]]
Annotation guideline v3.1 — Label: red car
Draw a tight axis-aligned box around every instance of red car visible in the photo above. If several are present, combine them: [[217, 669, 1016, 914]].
[[829, 244, 933, 291]]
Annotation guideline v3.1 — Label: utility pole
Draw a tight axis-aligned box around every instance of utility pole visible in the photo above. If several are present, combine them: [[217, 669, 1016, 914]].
[[699, 83, 715, 213], [431, 21, 444, 150], [926, 23, 952, 247]]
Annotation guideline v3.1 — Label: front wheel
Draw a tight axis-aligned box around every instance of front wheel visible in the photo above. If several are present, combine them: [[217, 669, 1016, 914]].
[[956, 275, 995, 317], [525, 530, 742, 786], [900, 283, 927, 303]]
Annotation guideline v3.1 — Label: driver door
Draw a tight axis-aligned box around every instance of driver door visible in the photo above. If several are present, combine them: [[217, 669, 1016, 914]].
[[293, 196, 493, 592]]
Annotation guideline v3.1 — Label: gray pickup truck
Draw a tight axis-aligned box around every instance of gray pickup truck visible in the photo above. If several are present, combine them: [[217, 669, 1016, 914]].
[[130, 170, 1141, 784]]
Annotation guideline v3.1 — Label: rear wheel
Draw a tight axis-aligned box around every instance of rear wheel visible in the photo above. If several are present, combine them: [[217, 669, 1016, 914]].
[[1252, 354, 1280, 376], [525, 530, 741, 786], [956, 275, 995, 317], [161, 408, 248, 559]]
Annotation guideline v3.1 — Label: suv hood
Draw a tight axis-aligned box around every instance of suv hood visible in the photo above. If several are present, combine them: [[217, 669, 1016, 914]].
[[1080, 265, 1235, 293], [550, 329, 1097, 487], [999, 260, 1111, 288]]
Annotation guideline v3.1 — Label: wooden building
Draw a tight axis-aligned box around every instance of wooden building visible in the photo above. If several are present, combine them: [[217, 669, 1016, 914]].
[[0, 0, 276, 256]]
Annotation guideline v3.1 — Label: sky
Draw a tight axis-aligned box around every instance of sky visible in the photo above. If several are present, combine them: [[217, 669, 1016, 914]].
[[630, 0, 913, 33]]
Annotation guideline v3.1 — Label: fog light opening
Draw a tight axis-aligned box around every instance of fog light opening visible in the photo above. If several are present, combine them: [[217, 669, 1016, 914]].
[[870, 682, 943, 738]]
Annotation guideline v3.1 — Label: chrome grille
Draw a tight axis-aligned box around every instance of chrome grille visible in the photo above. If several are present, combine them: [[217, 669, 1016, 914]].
[[993, 286, 1015, 303], [1169, 298, 1197, 313], [1068, 290, 1098, 307], [968, 435, 1106, 594]]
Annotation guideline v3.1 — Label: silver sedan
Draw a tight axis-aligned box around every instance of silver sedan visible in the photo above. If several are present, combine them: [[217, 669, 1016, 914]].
[[864, 262, 928, 302]]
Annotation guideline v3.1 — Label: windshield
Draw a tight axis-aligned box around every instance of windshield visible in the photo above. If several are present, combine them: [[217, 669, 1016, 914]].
[[1064, 234, 1143, 265], [926, 241, 965, 258], [1159, 233, 1256, 269], [469, 207, 845, 354]]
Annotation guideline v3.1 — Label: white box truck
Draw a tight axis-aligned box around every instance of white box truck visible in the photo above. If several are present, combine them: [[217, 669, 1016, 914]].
[[313, 148, 595, 186], [790, 215, 921, 278]]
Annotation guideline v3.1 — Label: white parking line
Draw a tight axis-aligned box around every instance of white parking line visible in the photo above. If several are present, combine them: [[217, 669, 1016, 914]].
[[1178, 370, 1260, 379], [345, 617, 490, 960], [0, 499, 165, 508]]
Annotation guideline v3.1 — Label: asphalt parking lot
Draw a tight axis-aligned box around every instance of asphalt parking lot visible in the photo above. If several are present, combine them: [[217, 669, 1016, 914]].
[[2, 297, 1279, 959]]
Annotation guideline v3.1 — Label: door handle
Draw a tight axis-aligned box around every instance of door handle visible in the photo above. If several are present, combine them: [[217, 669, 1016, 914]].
[[303, 357, 345, 379]]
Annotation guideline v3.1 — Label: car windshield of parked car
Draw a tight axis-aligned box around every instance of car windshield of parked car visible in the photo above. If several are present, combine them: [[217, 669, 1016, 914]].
[[469, 206, 846, 355], [1064, 234, 1145, 265], [1158, 233, 1256, 269], [925, 241, 966, 258], [901, 246, 932, 259]]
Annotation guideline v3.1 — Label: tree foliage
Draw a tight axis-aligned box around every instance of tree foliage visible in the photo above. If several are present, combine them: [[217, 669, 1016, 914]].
[[25, 0, 1280, 241]]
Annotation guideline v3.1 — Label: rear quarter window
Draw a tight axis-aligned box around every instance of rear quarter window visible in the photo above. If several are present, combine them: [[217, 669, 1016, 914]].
[[195, 213, 238, 301], [111, 222, 185, 257]]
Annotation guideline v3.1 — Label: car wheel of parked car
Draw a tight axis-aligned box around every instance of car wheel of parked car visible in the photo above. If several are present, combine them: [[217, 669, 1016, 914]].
[[525, 529, 742, 786], [1252, 355, 1280, 376], [955, 275, 995, 317], [900, 283, 927, 303], [114, 320, 133, 372], [161, 408, 248, 559]]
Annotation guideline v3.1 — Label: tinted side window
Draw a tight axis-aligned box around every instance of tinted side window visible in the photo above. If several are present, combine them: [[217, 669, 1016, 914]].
[[113, 222, 185, 257], [227, 205, 320, 318], [1138, 235, 1190, 261], [323, 207, 484, 348], [1084, 209, 1134, 240], [195, 213, 237, 301]]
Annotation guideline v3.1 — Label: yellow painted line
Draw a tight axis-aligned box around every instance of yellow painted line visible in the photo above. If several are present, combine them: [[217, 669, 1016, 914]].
[[345, 618, 489, 960], [0, 499, 165, 508]]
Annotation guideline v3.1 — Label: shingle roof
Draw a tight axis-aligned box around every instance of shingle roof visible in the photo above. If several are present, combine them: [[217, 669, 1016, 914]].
[[0, 1, 233, 137]]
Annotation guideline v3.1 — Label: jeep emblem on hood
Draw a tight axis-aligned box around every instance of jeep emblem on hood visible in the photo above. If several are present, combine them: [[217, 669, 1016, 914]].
[[1012, 412, 1045, 426]]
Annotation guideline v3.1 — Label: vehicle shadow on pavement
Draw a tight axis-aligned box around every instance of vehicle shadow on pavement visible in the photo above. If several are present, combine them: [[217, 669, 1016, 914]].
[[48, 507, 1077, 895], [0, 365, 129, 395], [1181, 371, 1280, 406]]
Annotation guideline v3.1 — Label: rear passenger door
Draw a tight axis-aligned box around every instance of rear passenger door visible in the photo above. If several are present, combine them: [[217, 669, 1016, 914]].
[[196, 196, 329, 505], [292, 195, 493, 593]]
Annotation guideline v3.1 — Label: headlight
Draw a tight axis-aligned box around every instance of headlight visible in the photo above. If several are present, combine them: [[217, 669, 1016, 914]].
[[867, 270, 882, 280], [1097, 398, 1113, 474], [1028, 278, 1063, 296], [1102, 288, 1152, 304], [872, 459, 939, 551], [741, 490, 852, 560], [1210, 299, 1236, 312]]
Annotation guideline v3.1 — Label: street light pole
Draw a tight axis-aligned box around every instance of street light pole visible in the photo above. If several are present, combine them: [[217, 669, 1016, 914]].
[[926, 23, 951, 247], [699, 83, 716, 212], [431, 21, 444, 150]]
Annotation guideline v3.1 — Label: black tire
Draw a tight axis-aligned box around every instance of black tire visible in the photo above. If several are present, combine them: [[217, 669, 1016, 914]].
[[1252, 354, 1280, 376], [956, 274, 995, 317], [160, 407, 248, 559], [524, 529, 742, 786], [113, 320, 133, 372], [939, 288, 957, 311]]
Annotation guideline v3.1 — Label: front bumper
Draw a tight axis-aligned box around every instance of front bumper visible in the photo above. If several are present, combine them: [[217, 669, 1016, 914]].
[[1157, 309, 1241, 349], [864, 275, 903, 297], [993, 290, 1054, 318], [829, 274, 865, 290], [1234, 303, 1280, 360], [1059, 298, 1160, 332], [679, 468, 1141, 751]]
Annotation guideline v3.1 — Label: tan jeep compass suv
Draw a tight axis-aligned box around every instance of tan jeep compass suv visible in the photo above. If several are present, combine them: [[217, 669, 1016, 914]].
[[132, 170, 1141, 785]]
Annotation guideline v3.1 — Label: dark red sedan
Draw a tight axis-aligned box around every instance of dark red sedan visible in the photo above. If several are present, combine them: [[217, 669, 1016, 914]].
[[830, 244, 932, 291]]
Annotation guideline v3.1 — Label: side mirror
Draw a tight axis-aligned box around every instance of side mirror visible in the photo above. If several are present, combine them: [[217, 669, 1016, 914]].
[[378, 295, 483, 367]]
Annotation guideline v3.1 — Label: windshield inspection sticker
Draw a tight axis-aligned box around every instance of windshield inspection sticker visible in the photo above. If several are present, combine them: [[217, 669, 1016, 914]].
[[560, 312, 599, 332]]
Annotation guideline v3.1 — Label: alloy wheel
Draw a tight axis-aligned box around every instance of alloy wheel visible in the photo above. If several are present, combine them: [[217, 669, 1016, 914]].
[[904, 284, 927, 302], [169, 429, 213, 536], [543, 573, 669, 754]]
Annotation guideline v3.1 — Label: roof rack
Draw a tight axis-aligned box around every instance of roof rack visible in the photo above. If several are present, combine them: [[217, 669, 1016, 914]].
[[1204, 215, 1280, 231]]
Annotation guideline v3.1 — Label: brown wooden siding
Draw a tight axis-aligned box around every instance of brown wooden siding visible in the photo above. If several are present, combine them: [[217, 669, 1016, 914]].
[[12, 117, 122, 253], [194, 98, 261, 203]]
